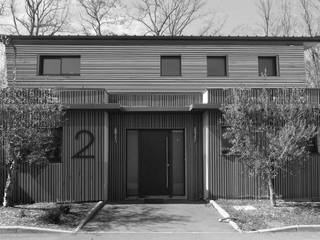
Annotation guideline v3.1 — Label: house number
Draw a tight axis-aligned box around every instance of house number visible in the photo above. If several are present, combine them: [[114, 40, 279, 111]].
[[72, 130, 95, 159]]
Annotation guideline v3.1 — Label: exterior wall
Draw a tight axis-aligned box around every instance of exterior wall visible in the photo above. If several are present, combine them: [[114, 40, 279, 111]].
[[109, 112, 203, 201], [6, 44, 306, 91], [204, 89, 320, 200], [203, 110, 268, 199], [0, 147, 6, 202], [1, 90, 109, 203]]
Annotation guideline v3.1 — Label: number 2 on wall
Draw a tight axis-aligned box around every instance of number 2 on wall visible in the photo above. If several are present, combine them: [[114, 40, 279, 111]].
[[72, 130, 95, 159]]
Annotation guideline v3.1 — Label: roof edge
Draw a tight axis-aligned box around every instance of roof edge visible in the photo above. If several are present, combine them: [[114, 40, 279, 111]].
[[1, 35, 320, 46]]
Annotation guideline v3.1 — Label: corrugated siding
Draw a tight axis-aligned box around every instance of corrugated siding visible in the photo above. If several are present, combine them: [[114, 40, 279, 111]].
[[6, 44, 306, 91], [15, 110, 107, 203], [56, 89, 108, 104], [0, 89, 108, 203], [109, 92, 202, 107], [0, 147, 6, 201], [205, 88, 320, 200], [206, 110, 268, 199], [109, 112, 203, 201]]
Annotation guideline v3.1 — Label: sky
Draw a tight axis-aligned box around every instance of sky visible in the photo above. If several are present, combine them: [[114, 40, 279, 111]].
[[123, 0, 262, 35], [0, 0, 263, 36]]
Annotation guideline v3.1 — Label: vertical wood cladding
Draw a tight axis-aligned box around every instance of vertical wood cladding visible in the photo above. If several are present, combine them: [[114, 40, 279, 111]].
[[204, 110, 268, 199], [6, 44, 306, 90], [4, 89, 109, 203], [15, 110, 108, 203], [204, 89, 320, 200], [109, 112, 203, 201], [109, 92, 202, 107]]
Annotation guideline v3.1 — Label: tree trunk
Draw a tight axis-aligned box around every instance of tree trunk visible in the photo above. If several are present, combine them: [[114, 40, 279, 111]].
[[268, 175, 276, 207], [3, 158, 17, 207]]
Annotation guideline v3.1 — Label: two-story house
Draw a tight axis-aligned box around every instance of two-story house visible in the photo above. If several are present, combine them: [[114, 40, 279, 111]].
[[1, 35, 320, 203]]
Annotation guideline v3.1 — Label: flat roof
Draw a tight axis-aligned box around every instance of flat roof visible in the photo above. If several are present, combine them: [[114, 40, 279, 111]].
[[1, 35, 320, 48]]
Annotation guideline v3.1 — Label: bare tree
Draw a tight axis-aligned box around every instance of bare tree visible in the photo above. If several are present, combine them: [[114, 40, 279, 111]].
[[9, 0, 70, 35], [0, 0, 6, 15], [299, 0, 320, 87], [78, 0, 127, 36], [256, 0, 275, 36], [132, 0, 225, 36], [279, 0, 296, 36]]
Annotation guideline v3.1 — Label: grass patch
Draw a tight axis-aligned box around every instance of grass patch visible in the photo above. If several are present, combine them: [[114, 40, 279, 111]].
[[0, 202, 96, 230], [216, 199, 320, 231]]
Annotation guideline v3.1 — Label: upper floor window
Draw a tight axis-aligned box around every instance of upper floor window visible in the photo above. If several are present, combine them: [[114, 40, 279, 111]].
[[207, 56, 227, 77], [39, 56, 80, 76], [258, 56, 279, 77], [161, 56, 181, 76]]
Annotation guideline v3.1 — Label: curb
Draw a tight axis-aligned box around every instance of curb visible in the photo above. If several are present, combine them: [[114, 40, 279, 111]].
[[0, 226, 72, 234], [210, 200, 320, 233], [209, 200, 242, 232], [73, 200, 106, 233], [248, 225, 320, 233]]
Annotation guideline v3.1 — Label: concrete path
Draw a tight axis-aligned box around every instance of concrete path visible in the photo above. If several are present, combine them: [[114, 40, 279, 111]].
[[82, 203, 234, 233]]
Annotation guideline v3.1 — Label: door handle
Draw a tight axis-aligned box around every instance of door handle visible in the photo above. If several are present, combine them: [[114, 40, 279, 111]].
[[165, 136, 169, 189]]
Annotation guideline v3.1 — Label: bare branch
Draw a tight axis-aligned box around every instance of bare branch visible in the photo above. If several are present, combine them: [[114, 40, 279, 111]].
[[132, 0, 223, 36], [9, 0, 70, 36], [256, 0, 274, 36], [0, 0, 7, 15], [78, 0, 128, 36]]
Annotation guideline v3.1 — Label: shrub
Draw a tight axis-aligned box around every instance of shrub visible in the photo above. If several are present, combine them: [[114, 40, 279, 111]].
[[58, 204, 71, 214], [39, 208, 62, 224]]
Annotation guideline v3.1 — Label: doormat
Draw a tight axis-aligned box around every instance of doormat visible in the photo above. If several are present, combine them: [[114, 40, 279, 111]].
[[144, 199, 165, 204]]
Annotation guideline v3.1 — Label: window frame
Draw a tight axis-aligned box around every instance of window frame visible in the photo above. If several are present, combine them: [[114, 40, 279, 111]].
[[160, 55, 182, 77], [46, 127, 63, 164], [207, 55, 229, 77], [221, 124, 233, 155], [38, 55, 81, 76], [258, 55, 280, 77]]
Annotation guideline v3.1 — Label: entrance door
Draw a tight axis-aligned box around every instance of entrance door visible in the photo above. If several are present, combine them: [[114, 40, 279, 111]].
[[139, 130, 168, 196], [126, 129, 185, 197]]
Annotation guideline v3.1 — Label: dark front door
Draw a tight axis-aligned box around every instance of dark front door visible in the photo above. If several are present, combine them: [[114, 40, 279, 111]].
[[139, 130, 169, 196]]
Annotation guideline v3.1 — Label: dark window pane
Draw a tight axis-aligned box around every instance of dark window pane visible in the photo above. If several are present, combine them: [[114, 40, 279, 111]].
[[161, 56, 181, 76], [42, 58, 61, 75], [221, 126, 232, 154], [62, 57, 80, 75], [207, 56, 227, 76], [47, 127, 63, 163], [258, 56, 278, 76], [307, 135, 318, 153]]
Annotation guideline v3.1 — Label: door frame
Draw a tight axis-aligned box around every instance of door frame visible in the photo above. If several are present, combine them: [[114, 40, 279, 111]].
[[125, 128, 187, 199]]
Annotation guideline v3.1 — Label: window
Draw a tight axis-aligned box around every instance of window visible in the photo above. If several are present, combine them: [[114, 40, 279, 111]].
[[221, 125, 232, 154], [307, 132, 319, 154], [46, 127, 63, 163], [161, 56, 181, 76], [39, 56, 80, 75], [258, 56, 278, 76], [207, 56, 227, 76]]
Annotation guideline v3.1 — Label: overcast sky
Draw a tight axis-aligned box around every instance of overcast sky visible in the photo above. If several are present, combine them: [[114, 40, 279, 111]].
[[123, 0, 263, 35], [0, 0, 314, 36]]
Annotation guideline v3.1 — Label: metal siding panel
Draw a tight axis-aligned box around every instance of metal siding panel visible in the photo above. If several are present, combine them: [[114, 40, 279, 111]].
[[10, 90, 107, 203], [206, 89, 320, 200]]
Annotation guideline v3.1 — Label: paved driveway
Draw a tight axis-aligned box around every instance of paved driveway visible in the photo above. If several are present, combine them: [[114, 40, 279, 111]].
[[82, 203, 234, 233]]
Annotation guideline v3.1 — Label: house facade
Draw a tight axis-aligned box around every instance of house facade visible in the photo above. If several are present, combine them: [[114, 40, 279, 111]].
[[1, 35, 320, 203]]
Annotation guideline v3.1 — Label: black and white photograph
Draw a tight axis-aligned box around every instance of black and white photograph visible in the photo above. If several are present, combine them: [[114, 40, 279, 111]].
[[0, 0, 320, 239]]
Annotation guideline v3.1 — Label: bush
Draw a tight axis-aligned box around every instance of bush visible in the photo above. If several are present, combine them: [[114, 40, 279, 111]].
[[39, 208, 62, 224], [58, 204, 71, 214]]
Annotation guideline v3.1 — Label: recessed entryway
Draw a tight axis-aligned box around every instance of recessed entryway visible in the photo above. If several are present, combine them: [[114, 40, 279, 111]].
[[126, 129, 185, 198]]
